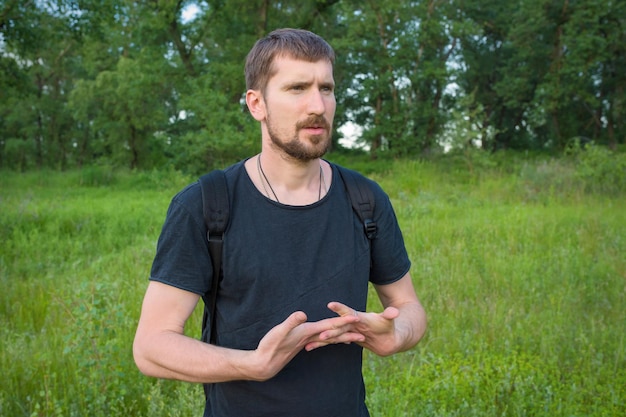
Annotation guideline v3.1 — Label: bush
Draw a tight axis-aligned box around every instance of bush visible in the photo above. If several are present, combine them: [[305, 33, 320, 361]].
[[569, 142, 626, 195]]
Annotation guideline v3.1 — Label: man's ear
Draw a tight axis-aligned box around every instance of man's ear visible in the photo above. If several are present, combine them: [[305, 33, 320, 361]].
[[246, 90, 266, 122]]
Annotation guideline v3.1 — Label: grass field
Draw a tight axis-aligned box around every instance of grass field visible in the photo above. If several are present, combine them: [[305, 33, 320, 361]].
[[1, 151, 625, 416]]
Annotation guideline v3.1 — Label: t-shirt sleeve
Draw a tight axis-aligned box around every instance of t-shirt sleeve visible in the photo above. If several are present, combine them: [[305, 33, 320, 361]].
[[368, 181, 411, 286], [149, 183, 212, 296]]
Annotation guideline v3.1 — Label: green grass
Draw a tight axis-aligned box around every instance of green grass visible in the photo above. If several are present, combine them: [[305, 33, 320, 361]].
[[1, 152, 625, 416]]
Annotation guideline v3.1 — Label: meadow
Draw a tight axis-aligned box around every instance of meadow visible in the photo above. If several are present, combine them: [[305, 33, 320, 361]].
[[1, 149, 625, 416]]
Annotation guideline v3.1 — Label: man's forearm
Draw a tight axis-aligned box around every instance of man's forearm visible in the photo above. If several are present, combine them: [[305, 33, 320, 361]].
[[133, 331, 258, 383], [393, 301, 427, 353]]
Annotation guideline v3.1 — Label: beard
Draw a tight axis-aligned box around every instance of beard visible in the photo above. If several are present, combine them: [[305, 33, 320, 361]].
[[266, 113, 332, 161]]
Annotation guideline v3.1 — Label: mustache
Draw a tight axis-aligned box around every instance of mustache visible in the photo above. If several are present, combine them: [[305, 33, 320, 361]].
[[296, 116, 330, 131]]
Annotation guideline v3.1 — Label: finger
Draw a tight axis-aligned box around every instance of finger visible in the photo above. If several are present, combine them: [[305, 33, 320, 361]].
[[283, 311, 308, 330], [302, 314, 363, 348], [305, 332, 365, 351], [319, 329, 365, 343], [313, 313, 360, 330], [380, 306, 400, 320], [305, 341, 327, 351], [295, 313, 359, 346], [327, 301, 360, 318], [257, 311, 309, 356]]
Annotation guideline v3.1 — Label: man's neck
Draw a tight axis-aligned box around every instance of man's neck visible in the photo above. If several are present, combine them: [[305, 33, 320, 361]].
[[245, 152, 330, 205]]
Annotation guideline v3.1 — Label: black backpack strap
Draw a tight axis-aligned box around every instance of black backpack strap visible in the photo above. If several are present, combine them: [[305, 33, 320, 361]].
[[198, 170, 229, 346], [336, 165, 377, 240]]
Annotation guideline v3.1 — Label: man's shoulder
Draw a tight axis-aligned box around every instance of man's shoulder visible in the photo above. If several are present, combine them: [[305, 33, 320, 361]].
[[223, 159, 247, 177], [174, 160, 246, 203]]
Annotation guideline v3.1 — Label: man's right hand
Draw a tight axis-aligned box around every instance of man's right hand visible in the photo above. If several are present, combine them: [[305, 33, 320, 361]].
[[247, 310, 364, 381]]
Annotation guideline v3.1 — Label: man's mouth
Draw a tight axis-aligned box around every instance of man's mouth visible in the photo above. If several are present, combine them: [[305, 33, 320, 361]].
[[302, 125, 326, 134], [297, 117, 330, 134]]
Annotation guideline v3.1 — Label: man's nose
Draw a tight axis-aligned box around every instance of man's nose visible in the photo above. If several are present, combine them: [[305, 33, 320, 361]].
[[307, 90, 326, 115]]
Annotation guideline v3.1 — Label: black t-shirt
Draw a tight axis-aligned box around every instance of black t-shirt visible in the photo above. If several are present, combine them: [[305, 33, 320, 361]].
[[150, 160, 411, 417]]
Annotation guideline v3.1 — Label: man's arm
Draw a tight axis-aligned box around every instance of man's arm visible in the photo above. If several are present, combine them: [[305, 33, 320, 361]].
[[369, 272, 427, 355], [307, 272, 427, 356], [133, 281, 364, 383]]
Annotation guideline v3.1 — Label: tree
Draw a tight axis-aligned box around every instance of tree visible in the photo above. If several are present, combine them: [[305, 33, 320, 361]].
[[331, 0, 458, 157], [551, 0, 626, 148], [455, 0, 625, 151], [1, 0, 83, 169]]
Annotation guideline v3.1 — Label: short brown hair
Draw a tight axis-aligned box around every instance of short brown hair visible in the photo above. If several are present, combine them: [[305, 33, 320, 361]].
[[245, 28, 335, 92]]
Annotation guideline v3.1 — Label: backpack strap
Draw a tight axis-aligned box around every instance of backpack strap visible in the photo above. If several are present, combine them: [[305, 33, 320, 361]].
[[336, 165, 378, 240], [198, 170, 229, 346]]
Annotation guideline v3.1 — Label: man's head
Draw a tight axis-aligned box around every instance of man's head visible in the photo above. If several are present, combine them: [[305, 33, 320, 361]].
[[245, 29, 336, 162], [245, 28, 335, 93]]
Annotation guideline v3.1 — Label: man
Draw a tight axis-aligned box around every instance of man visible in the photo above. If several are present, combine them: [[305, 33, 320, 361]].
[[133, 28, 427, 417]]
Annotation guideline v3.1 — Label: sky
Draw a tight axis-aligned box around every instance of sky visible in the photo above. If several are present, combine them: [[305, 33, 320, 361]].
[[181, 3, 200, 23]]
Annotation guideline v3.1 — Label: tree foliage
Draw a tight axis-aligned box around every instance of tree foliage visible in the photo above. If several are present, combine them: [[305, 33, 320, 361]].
[[1, 0, 624, 172]]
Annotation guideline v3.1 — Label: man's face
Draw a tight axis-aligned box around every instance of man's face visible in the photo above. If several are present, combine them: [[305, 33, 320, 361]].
[[261, 56, 336, 161]]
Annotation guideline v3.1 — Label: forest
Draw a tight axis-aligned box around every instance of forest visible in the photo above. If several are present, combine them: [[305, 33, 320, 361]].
[[1, 0, 625, 173]]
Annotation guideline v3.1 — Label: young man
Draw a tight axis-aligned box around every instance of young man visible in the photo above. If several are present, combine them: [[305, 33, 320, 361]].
[[133, 28, 427, 417]]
